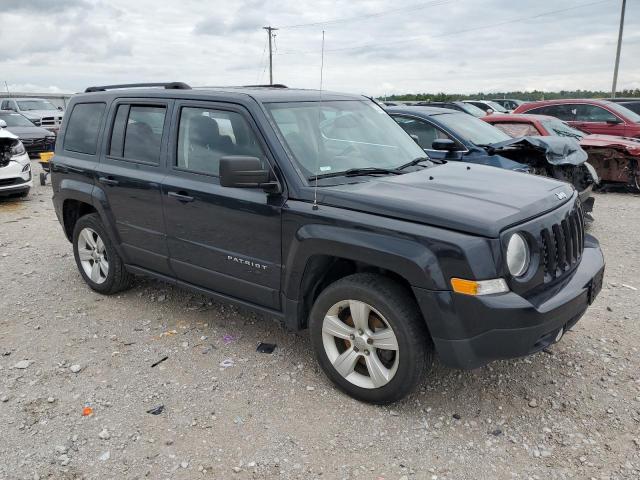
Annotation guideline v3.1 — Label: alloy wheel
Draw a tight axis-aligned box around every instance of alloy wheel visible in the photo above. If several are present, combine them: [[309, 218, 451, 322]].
[[321, 300, 399, 389], [77, 227, 109, 284]]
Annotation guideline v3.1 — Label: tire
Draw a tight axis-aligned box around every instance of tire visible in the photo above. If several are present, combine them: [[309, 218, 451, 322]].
[[309, 273, 432, 404], [17, 189, 29, 198], [72, 213, 133, 294]]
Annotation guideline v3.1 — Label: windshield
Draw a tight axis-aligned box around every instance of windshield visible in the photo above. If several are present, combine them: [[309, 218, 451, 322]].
[[16, 100, 57, 111], [265, 100, 427, 182], [541, 119, 585, 139], [458, 103, 486, 117], [435, 112, 511, 145], [606, 101, 640, 123], [0, 112, 37, 127], [484, 101, 508, 113]]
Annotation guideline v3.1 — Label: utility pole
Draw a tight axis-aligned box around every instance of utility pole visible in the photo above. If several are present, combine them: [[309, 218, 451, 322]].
[[263, 26, 278, 85], [611, 0, 626, 98]]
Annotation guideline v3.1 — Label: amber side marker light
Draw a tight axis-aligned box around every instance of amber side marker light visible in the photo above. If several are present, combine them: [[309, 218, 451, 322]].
[[451, 278, 509, 296]]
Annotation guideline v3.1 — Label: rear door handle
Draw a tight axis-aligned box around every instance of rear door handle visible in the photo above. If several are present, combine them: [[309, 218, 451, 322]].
[[98, 176, 119, 186], [168, 191, 195, 203]]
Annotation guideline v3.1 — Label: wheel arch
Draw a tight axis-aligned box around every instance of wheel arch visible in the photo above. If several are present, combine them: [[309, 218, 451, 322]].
[[282, 224, 446, 330]]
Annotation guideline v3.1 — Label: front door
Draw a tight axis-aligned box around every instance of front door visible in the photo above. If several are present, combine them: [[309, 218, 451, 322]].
[[96, 100, 172, 275], [572, 104, 626, 136], [162, 101, 283, 309]]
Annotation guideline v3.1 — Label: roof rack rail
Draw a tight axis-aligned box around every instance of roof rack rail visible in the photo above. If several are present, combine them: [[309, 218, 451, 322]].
[[84, 82, 191, 93], [241, 84, 288, 88]]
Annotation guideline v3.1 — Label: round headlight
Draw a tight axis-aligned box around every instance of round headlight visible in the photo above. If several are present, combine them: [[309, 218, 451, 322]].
[[506, 233, 530, 277]]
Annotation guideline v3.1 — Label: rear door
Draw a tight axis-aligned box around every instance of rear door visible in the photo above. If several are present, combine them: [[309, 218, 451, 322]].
[[95, 99, 173, 275], [162, 101, 283, 309]]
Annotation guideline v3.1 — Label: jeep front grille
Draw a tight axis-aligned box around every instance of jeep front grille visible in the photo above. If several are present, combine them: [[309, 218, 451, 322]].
[[540, 202, 585, 281]]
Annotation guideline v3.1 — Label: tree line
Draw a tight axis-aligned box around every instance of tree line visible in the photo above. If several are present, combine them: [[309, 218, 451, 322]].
[[384, 89, 640, 101]]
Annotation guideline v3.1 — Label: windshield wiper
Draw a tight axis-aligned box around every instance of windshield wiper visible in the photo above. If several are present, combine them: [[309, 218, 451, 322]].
[[308, 167, 402, 181], [397, 156, 442, 170], [476, 144, 497, 154]]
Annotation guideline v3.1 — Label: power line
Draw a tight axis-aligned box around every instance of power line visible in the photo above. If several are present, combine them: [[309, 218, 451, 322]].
[[279, 0, 455, 29], [275, 0, 614, 56], [255, 36, 268, 84]]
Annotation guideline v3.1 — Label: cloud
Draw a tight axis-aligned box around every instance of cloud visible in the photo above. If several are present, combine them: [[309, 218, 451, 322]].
[[1, 0, 91, 13], [0, 0, 638, 95]]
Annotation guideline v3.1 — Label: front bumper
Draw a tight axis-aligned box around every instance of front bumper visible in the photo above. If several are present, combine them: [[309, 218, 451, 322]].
[[413, 237, 605, 369], [0, 153, 32, 194]]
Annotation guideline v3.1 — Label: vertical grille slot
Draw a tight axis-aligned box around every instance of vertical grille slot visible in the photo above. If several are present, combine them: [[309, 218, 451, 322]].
[[540, 202, 585, 281]]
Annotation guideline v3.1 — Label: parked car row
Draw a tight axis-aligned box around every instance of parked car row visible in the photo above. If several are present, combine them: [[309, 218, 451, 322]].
[[387, 105, 597, 217], [48, 82, 606, 404]]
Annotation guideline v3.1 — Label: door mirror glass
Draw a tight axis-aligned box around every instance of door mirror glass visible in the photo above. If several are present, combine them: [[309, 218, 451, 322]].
[[219, 156, 279, 192]]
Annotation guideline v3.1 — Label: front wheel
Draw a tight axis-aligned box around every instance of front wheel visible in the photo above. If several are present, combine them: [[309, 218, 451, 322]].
[[72, 213, 133, 294], [309, 273, 432, 404]]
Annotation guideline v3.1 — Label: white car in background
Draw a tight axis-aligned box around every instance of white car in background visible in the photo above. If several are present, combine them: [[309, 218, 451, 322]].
[[0, 119, 32, 197]]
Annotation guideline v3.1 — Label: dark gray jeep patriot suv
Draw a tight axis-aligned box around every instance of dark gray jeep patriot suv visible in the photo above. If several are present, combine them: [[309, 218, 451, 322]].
[[51, 82, 605, 404]]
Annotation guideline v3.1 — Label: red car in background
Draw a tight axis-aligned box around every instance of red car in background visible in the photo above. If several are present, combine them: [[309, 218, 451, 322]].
[[484, 113, 640, 190], [513, 99, 640, 138]]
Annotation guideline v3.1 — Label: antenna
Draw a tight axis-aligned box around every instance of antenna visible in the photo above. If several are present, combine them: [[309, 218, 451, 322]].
[[312, 30, 325, 211]]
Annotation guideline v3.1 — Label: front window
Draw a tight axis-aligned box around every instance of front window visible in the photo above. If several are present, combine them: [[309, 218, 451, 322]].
[[606, 101, 640, 123], [0, 113, 37, 127], [16, 99, 58, 111], [540, 119, 585, 139], [265, 100, 426, 182], [433, 112, 511, 145]]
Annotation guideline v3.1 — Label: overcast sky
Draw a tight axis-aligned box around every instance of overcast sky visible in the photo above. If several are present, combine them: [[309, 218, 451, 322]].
[[0, 0, 638, 96]]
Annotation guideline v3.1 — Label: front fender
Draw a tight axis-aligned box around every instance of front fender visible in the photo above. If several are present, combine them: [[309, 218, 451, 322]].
[[283, 223, 447, 302]]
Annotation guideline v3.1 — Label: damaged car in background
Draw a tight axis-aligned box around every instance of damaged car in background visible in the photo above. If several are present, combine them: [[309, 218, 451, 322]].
[[483, 113, 640, 191], [0, 110, 56, 159], [387, 106, 598, 219], [0, 120, 32, 197]]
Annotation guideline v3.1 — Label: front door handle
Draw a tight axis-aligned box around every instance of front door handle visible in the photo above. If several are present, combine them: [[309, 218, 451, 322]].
[[98, 176, 119, 186], [168, 191, 195, 203]]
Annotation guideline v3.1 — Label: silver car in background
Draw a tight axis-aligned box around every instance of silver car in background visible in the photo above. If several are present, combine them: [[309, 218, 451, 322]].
[[0, 97, 64, 133]]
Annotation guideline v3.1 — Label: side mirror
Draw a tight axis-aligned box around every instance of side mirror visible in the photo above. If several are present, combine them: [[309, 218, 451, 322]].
[[606, 118, 622, 125], [0, 120, 6, 129], [219, 156, 280, 193], [432, 139, 458, 151], [485, 108, 494, 115], [57, 106, 63, 111]]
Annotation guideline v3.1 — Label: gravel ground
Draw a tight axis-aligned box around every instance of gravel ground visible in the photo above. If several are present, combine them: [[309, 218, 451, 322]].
[[1, 162, 639, 480]]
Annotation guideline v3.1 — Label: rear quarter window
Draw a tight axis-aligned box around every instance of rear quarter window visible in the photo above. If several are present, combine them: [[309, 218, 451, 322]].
[[63, 102, 106, 155]]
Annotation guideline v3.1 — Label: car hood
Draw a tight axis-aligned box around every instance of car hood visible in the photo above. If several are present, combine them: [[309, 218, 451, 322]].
[[4, 125, 53, 139], [317, 162, 574, 238], [20, 110, 61, 119], [581, 134, 640, 156]]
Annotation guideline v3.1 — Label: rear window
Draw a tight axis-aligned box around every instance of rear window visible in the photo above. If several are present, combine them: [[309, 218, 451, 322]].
[[108, 104, 166, 164], [63, 103, 106, 155]]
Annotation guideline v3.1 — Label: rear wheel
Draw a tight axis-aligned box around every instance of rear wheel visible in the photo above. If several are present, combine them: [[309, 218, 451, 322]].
[[309, 273, 432, 404], [72, 213, 133, 294]]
